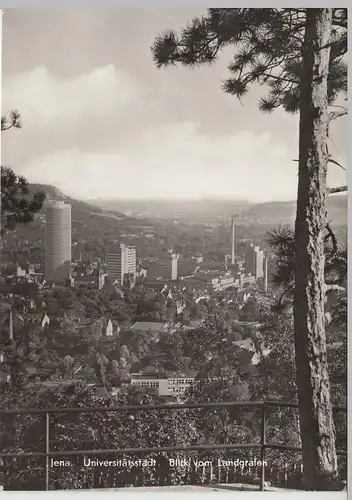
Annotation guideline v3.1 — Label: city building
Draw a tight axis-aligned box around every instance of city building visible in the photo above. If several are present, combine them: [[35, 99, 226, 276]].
[[136, 266, 148, 278], [86, 318, 114, 337], [232, 338, 256, 351], [198, 262, 227, 273], [263, 256, 268, 291], [16, 312, 50, 332], [185, 272, 236, 292], [131, 366, 198, 397], [244, 244, 265, 280], [0, 369, 10, 384], [130, 321, 169, 334], [177, 257, 199, 277], [72, 274, 105, 290], [107, 243, 136, 286], [239, 274, 256, 287], [44, 201, 72, 283], [100, 279, 125, 298], [146, 249, 178, 280], [16, 264, 36, 277], [137, 278, 180, 292]]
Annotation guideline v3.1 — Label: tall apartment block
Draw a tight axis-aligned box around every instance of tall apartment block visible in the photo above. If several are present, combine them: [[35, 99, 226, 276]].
[[107, 243, 137, 286], [147, 249, 178, 280], [244, 244, 265, 280], [263, 255, 268, 291], [45, 201, 72, 283]]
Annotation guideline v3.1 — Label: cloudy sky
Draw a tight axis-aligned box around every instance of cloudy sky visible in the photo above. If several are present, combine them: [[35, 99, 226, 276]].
[[2, 9, 347, 202]]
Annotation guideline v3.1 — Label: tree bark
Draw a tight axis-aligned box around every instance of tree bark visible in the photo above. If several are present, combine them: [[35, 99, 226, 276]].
[[294, 8, 337, 490]]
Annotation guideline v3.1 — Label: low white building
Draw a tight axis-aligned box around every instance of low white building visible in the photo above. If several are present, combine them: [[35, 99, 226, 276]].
[[131, 367, 197, 397]]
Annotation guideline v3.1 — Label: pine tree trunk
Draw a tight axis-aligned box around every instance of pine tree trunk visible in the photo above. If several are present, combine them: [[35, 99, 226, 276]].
[[294, 8, 337, 490]]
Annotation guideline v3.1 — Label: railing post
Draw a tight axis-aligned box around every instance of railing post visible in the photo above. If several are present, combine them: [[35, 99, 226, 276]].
[[260, 403, 266, 491], [45, 412, 50, 491]]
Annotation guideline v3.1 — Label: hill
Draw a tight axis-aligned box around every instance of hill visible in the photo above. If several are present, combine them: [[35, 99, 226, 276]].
[[89, 196, 347, 226], [0, 184, 158, 264], [243, 195, 347, 226], [26, 184, 159, 229], [27, 184, 126, 219], [87, 198, 252, 221]]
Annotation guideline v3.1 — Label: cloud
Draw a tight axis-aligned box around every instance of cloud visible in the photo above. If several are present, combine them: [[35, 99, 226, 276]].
[[18, 123, 300, 202], [3, 65, 346, 203], [3, 65, 145, 127]]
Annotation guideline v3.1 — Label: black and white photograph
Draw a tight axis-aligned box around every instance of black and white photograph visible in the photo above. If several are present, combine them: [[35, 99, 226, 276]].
[[0, 7, 348, 493]]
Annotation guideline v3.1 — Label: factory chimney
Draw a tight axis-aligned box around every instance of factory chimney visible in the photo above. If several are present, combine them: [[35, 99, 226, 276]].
[[231, 217, 235, 265]]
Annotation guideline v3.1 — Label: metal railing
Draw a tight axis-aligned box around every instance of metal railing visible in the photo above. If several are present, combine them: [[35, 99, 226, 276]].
[[0, 400, 347, 491]]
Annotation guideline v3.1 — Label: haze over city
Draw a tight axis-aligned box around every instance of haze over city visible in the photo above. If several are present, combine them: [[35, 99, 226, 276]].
[[2, 9, 347, 203]]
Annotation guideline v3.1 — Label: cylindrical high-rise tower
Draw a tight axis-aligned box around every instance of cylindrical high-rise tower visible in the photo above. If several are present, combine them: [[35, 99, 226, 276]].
[[45, 201, 72, 283]]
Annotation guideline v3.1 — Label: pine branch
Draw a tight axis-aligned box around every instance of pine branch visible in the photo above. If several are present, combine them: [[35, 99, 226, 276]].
[[324, 284, 346, 293], [328, 110, 347, 122], [152, 8, 346, 116], [327, 158, 346, 171], [293, 158, 346, 172], [324, 222, 338, 256], [329, 104, 347, 112], [1, 111, 22, 131], [1, 124, 19, 131], [327, 186, 347, 194], [278, 283, 295, 306], [331, 18, 347, 29], [264, 73, 298, 84]]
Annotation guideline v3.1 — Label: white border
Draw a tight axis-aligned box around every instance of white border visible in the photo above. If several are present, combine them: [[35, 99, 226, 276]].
[[0, 3, 349, 500]]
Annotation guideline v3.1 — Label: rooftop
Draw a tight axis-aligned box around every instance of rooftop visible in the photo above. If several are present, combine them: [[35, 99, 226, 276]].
[[251, 349, 272, 366], [232, 338, 256, 351], [130, 322, 168, 333], [17, 312, 48, 322], [131, 366, 198, 380], [167, 370, 197, 379], [101, 279, 124, 297]]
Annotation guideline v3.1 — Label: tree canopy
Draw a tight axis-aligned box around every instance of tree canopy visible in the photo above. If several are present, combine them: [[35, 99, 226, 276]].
[[152, 8, 347, 115], [1, 112, 46, 235], [151, 9, 347, 490]]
